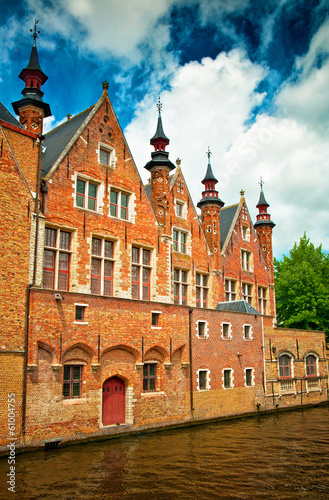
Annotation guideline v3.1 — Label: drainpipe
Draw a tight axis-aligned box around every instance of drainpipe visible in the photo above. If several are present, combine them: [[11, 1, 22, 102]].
[[189, 308, 194, 413], [22, 134, 44, 438]]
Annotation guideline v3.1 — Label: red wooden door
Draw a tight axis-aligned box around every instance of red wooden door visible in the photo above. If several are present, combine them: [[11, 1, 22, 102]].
[[102, 377, 125, 426]]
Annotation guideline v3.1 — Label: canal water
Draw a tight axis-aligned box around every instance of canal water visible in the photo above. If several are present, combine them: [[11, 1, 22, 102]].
[[1, 406, 329, 499]]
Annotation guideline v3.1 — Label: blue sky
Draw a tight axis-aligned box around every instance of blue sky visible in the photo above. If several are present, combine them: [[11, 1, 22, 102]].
[[1, 0, 329, 258]]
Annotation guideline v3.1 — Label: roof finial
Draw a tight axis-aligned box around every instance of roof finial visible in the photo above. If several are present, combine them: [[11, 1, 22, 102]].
[[30, 19, 40, 43], [259, 176, 264, 190], [207, 146, 212, 162], [157, 96, 162, 116]]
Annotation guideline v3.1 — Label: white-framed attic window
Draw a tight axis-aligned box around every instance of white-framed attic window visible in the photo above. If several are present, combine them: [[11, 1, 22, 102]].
[[98, 142, 116, 168]]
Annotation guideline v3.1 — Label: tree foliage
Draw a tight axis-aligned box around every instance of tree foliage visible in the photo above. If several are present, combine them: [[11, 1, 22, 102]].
[[274, 233, 329, 340]]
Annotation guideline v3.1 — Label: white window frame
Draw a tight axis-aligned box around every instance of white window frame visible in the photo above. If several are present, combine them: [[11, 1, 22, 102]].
[[172, 228, 188, 254], [244, 367, 255, 387], [75, 174, 103, 213], [98, 142, 116, 168], [196, 320, 209, 339], [225, 279, 237, 301], [242, 283, 252, 304], [175, 199, 187, 219], [151, 310, 162, 329], [195, 273, 209, 308], [241, 250, 252, 271], [197, 369, 210, 391], [223, 368, 234, 389], [74, 303, 89, 325], [173, 268, 189, 305], [109, 187, 131, 221], [242, 226, 250, 242], [221, 322, 232, 340], [243, 323, 253, 341], [258, 287, 267, 314], [91, 237, 115, 296]]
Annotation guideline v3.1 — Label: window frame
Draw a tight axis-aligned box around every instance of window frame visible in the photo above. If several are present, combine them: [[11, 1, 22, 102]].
[[143, 363, 156, 392], [43, 227, 72, 291], [74, 303, 88, 325], [76, 176, 100, 212], [258, 287, 267, 314], [173, 229, 188, 254], [225, 279, 237, 301], [223, 368, 233, 389], [278, 354, 293, 379], [305, 354, 318, 377], [197, 369, 210, 391], [98, 142, 116, 168], [241, 250, 252, 271], [243, 324, 253, 341], [196, 273, 208, 308], [109, 187, 131, 221], [131, 246, 152, 300], [173, 268, 188, 305], [63, 365, 82, 399], [242, 283, 252, 304], [196, 320, 208, 339], [91, 237, 114, 296], [245, 367, 254, 387], [221, 322, 232, 340]]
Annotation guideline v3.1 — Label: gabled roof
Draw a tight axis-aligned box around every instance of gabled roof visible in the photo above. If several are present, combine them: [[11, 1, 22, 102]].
[[220, 203, 239, 250], [0, 102, 24, 129], [216, 300, 260, 315], [41, 106, 94, 177]]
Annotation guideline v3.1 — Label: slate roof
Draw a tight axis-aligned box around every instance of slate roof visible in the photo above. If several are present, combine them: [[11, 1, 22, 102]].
[[216, 300, 260, 315], [0, 102, 24, 129], [202, 161, 218, 183], [41, 106, 93, 177], [256, 188, 269, 208], [219, 203, 239, 250]]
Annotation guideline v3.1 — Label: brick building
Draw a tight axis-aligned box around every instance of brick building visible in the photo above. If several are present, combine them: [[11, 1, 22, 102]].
[[0, 32, 327, 452]]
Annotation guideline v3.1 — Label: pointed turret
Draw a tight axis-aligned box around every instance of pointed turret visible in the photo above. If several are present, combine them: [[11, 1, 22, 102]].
[[12, 20, 51, 134], [197, 148, 224, 270], [144, 99, 175, 233], [254, 179, 275, 283]]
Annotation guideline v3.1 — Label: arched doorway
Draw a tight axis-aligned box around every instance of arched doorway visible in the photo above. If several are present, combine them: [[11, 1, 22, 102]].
[[102, 377, 125, 426]]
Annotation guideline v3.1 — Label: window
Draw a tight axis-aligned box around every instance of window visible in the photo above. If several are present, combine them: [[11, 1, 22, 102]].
[[242, 226, 250, 241], [242, 283, 252, 304], [76, 178, 98, 211], [174, 269, 188, 305], [43, 227, 71, 291], [305, 355, 317, 377], [241, 250, 251, 271], [223, 369, 233, 389], [143, 363, 156, 392], [196, 274, 208, 308], [63, 365, 82, 399], [151, 312, 161, 327], [131, 247, 151, 300], [245, 368, 254, 387], [99, 144, 115, 167], [109, 189, 129, 220], [279, 355, 291, 378], [225, 280, 236, 301], [258, 287, 267, 314], [243, 324, 252, 340], [173, 230, 187, 253], [175, 200, 186, 218], [74, 304, 88, 323], [91, 237, 114, 296], [198, 370, 209, 391], [222, 322, 231, 339], [197, 321, 208, 338]]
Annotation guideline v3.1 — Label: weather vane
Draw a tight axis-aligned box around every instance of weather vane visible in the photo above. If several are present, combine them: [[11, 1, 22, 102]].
[[30, 19, 40, 41], [259, 176, 264, 189], [206, 146, 212, 161], [157, 96, 162, 115]]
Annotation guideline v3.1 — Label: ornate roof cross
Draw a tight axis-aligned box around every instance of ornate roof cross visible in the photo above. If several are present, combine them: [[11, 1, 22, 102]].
[[206, 146, 212, 162], [157, 96, 162, 115], [259, 176, 264, 189], [30, 19, 40, 41]]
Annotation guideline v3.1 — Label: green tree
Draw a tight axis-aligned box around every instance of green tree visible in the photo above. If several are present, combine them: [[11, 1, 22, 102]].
[[274, 233, 329, 340]]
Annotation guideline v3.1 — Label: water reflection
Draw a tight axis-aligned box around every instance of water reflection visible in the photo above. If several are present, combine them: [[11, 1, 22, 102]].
[[1, 406, 329, 499]]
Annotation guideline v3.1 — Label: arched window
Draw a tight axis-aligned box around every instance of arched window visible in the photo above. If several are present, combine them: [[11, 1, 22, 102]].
[[279, 355, 291, 378], [306, 355, 317, 377]]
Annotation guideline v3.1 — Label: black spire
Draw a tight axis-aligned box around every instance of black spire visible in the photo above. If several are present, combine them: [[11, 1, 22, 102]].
[[254, 179, 275, 228], [197, 148, 224, 209], [202, 147, 218, 184], [144, 98, 175, 172]]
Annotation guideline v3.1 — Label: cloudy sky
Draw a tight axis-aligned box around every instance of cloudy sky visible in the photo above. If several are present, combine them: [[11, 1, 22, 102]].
[[1, 0, 329, 258]]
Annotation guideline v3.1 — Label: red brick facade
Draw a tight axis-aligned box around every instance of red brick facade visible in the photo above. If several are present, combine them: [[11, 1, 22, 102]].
[[0, 41, 328, 452]]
